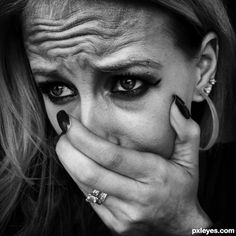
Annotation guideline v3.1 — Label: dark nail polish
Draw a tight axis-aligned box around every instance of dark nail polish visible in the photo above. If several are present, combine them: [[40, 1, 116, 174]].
[[57, 110, 70, 134], [173, 95, 191, 119]]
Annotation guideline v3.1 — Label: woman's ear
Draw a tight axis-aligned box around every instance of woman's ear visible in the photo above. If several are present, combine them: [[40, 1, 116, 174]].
[[193, 32, 219, 102]]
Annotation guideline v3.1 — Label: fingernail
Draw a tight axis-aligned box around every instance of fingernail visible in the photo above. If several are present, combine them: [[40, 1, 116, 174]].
[[57, 110, 71, 134], [173, 95, 191, 119]]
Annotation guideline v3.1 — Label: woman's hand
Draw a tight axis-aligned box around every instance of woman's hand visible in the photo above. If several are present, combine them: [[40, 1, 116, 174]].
[[55, 95, 212, 236]]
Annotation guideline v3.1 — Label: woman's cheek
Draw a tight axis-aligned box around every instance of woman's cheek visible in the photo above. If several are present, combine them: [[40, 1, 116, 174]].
[[112, 104, 175, 159]]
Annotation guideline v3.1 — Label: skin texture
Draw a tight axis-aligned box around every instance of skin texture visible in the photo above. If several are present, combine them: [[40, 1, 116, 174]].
[[24, 1, 197, 158], [23, 0, 218, 235]]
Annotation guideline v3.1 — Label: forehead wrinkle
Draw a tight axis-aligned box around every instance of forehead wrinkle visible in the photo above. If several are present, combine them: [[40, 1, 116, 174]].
[[28, 23, 121, 45], [24, 1, 170, 68], [27, 36, 141, 62], [25, 13, 107, 37], [25, 22, 124, 59], [50, 40, 104, 59], [24, 0, 76, 21], [23, 1, 150, 39], [24, 8, 133, 47], [24, 12, 147, 59], [27, 31, 144, 61], [24, 0, 139, 22], [24, 1, 137, 32]]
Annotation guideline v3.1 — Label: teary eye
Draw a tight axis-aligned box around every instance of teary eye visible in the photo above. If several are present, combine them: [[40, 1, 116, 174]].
[[110, 73, 161, 99], [113, 77, 143, 91], [49, 84, 73, 97], [37, 81, 78, 104]]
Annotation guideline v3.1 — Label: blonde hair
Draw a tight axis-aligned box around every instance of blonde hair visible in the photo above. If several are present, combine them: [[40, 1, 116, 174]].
[[0, 9, 49, 229], [0, 0, 235, 235]]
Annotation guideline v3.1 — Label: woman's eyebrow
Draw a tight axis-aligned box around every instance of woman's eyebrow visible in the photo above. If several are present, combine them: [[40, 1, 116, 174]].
[[32, 58, 162, 80], [96, 58, 163, 73], [32, 69, 69, 83]]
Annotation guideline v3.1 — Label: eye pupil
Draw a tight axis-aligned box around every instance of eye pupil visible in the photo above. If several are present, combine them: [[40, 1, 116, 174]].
[[51, 85, 64, 96], [120, 78, 136, 90]]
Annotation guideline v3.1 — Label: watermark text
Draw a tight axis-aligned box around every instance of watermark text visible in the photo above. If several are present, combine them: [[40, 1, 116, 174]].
[[192, 228, 235, 235]]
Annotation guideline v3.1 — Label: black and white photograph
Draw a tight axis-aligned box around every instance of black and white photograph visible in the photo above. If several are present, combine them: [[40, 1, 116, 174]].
[[0, 0, 236, 235]]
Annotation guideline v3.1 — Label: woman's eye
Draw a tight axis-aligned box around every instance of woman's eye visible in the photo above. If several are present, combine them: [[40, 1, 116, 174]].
[[37, 81, 78, 104], [113, 78, 143, 92], [110, 74, 160, 99], [49, 85, 73, 97]]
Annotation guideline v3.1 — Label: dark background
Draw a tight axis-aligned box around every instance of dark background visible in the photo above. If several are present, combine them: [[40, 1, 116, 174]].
[[226, 1, 236, 28], [222, 0, 236, 142]]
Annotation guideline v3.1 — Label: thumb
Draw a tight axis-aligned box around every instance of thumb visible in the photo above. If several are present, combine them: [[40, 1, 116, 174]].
[[170, 95, 200, 169]]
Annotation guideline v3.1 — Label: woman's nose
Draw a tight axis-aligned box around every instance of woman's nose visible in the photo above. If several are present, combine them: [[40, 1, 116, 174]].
[[77, 97, 119, 144], [80, 100, 102, 130]]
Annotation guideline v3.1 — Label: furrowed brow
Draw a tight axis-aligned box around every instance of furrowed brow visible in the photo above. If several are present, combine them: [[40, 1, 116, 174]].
[[32, 58, 162, 80], [95, 58, 163, 73], [32, 68, 68, 83]]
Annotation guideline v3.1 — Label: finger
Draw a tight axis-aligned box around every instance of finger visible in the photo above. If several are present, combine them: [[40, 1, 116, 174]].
[[56, 110, 164, 180], [76, 179, 127, 215], [56, 135, 145, 201], [76, 183, 118, 231], [170, 95, 200, 167], [77, 181, 141, 233]]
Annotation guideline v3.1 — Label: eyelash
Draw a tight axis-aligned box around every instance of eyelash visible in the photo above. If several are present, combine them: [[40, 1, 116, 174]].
[[37, 81, 78, 104], [37, 73, 161, 105], [110, 74, 160, 100]]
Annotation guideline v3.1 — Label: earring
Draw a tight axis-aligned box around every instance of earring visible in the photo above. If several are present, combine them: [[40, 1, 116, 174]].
[[199, 79, 219, 150], [203, 78, 216, 95]]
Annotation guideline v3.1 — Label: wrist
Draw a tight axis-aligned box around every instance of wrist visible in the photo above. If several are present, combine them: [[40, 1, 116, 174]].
[[175, 201, 212, 236]]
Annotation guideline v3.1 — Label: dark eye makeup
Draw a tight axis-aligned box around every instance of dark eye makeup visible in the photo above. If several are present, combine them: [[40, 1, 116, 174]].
[[37, 72, 161, 105], [109, 73, 161, 100], [37, 81, 78, 105]]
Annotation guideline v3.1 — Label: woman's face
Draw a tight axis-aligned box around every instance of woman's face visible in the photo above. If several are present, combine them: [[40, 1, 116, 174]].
[[24, 1, 199, 158]]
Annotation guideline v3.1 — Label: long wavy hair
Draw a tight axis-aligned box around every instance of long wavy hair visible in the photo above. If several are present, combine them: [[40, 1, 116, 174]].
[[0, 0, 235, 235]]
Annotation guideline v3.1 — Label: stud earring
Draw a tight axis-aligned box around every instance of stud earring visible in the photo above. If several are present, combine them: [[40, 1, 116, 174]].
[[203, 78, 216, 95]]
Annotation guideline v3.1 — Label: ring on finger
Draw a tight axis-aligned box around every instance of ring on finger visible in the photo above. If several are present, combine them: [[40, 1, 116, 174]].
[[86, 189, 108, 205], [96, 192, 108, 205]]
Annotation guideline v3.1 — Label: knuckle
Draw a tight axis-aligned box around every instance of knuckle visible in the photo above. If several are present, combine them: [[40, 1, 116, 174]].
[[110, 209, 146, 234], [79, 168, 97, 186], [138, 190, 152, 206], [140, 158, 167, 184], [112, 222, 130, 235], [181, 122, 200, 141], [128, 208, 144, 224], [138, 185, 159, 207], [131, 183, 155, 207], [188, 122, 201, 139]]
